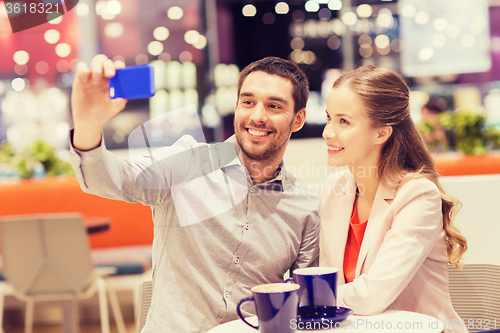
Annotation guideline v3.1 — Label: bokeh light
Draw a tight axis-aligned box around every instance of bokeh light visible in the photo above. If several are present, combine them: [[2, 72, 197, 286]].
[[44, 30, 60, 44], [341, 12, 358, 26], [55, 43, 71, 57], [11, 78, 27, 92], [148, 41, 164, 56], [305, 1, 320, 13], [154, 27, 170, 41], [328, 0, 342, 10], [36, 61, 49, 75], [13, 50, 29, 65], [104, 22, 124, 39], [275, 2, 289, 15], [168, 6, 183, 20], [242, 4, 257, 17], [76, 3, 89, 17], [179, 51, 193, 63]]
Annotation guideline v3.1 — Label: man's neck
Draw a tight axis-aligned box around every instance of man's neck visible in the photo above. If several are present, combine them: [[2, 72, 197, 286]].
[[233, 138, 284, 185], [242, 156, 282, 185]]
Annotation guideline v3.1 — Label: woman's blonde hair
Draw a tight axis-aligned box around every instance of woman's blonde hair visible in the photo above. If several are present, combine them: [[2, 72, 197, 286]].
[[333, 65, 467, 268]]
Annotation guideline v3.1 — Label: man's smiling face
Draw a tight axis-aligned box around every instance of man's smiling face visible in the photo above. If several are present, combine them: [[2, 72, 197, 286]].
[[234, 71, 300, 163]]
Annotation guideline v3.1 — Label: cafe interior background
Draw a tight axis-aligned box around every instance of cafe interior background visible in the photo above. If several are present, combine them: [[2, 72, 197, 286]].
[[1, 0, 500, 331]]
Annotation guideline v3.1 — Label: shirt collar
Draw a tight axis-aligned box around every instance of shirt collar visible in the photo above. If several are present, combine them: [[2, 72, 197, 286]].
[[221, 135, 242, 168], [223, 135, 284, 191], [257, 167, 284, 191]]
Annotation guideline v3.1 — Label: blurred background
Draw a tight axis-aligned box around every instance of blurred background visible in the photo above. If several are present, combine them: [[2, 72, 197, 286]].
[[1, 0, 499, 163], [2, 1, 500, 331]]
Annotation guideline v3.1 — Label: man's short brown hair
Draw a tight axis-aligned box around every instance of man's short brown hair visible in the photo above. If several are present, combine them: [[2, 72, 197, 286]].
[[237, 57, 309, 114]]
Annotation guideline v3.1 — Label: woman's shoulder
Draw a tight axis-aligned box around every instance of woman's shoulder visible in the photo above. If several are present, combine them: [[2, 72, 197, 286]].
[[389, 176, 443, 228], [394, 176, 440, 202]]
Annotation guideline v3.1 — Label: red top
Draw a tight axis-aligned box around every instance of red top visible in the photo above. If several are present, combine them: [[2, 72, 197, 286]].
[[343, 201, 368, 283]]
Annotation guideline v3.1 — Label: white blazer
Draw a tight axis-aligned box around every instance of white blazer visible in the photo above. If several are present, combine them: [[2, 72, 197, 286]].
[[319, 170, 467, 333]]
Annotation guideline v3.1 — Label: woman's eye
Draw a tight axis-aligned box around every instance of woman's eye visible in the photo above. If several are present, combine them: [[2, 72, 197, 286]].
[[340, 118, 349, 125], [326, 114, 331, 121]]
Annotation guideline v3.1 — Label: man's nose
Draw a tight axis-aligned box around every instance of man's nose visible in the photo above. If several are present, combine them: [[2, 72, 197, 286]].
[[250, 103, 267, 123]]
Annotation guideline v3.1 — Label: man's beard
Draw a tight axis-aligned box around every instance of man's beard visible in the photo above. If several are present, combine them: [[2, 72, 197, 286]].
[[234, 121, 293, 162]]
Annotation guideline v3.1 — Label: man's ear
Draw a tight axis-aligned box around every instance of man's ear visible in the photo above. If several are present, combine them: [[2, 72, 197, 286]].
[[291, 109, 306, 133], [376, 125, 393, 145]]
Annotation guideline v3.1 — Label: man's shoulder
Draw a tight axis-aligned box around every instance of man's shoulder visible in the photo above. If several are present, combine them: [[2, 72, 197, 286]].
[[150, 135, 240, 183], [153, 135, 205, 155], [154, 135, 236, 161], [152, 135, 218, 165]]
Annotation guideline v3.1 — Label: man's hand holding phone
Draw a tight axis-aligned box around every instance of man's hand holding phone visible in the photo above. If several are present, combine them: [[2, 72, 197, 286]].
[[71, 56, 156, 152], [71, 56, 128, 150]]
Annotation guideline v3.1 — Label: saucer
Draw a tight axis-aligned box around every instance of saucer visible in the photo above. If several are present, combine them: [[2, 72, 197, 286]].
[[297, 306, 353, 330]]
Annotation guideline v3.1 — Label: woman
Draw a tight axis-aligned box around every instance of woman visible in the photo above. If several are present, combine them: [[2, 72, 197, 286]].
[[319, 65, 468, 333]]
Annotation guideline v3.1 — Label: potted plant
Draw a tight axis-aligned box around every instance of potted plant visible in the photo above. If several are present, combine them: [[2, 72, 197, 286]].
[[0, 140, 74, 179], [438, 109, 500, 155]]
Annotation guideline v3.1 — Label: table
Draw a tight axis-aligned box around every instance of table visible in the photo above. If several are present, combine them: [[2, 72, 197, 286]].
[[207, 310, 444, 333], [0, 176, 153, 249], [433, 152, 500, 176], [85, 216, 111, 234]]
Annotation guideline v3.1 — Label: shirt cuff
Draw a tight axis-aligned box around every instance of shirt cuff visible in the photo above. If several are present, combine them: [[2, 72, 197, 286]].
[[69, 128, 105, 163], [69, 128, 104, 151]]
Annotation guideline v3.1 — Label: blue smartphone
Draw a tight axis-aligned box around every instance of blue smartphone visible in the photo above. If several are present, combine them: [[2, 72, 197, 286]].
[[109, 64, 155, 100]]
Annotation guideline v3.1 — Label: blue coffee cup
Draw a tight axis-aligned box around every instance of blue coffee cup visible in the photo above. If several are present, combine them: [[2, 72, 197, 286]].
[[292, 267, 338, 319], [237, 282, 300, 333]]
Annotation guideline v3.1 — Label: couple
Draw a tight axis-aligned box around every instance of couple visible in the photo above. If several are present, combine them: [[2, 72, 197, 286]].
[[70, 56, 467, 333]]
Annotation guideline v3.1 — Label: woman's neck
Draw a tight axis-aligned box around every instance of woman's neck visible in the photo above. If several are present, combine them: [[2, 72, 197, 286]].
[[351, 162, 381, 221], [355, 175, 379, 202]]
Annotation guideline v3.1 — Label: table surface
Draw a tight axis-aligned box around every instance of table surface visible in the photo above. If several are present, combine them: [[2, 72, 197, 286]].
[[207, 310, 444, 333]]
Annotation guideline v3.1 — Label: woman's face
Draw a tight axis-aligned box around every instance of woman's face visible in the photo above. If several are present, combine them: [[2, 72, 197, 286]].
[[322, 85, 385, 171]]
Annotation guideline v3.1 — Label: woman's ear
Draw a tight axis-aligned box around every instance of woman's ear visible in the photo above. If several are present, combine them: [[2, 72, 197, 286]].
[[376, 125, 393, 145]]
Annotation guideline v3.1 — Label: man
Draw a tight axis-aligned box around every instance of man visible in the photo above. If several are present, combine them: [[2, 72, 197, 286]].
[[69, 56, 320, 332]]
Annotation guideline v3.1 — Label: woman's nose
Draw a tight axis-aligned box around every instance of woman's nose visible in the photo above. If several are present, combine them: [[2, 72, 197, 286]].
[[322, 123, 333, 140]]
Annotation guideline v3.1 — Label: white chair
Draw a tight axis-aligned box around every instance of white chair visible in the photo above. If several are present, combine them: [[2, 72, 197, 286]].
[[448, 263, 500, 332], [135, 280, 152, 333], [0, 213, 124, 333]]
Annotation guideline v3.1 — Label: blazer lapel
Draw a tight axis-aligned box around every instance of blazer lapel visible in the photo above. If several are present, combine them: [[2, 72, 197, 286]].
[[321, 171, 356, 279], [355, 183, 395, 277]]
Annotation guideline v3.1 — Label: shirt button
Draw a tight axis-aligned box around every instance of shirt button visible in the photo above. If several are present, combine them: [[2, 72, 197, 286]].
[[240, 167, 245, 172], [245, 224, 249, 230], [224, 292, 229, 298], [85, 157, 92, 162], [235, 257, 240, 264], [250, 189, 255, 193]]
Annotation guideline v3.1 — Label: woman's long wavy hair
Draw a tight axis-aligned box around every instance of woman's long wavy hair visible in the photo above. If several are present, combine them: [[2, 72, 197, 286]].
[[333, 65, 467, 268]]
